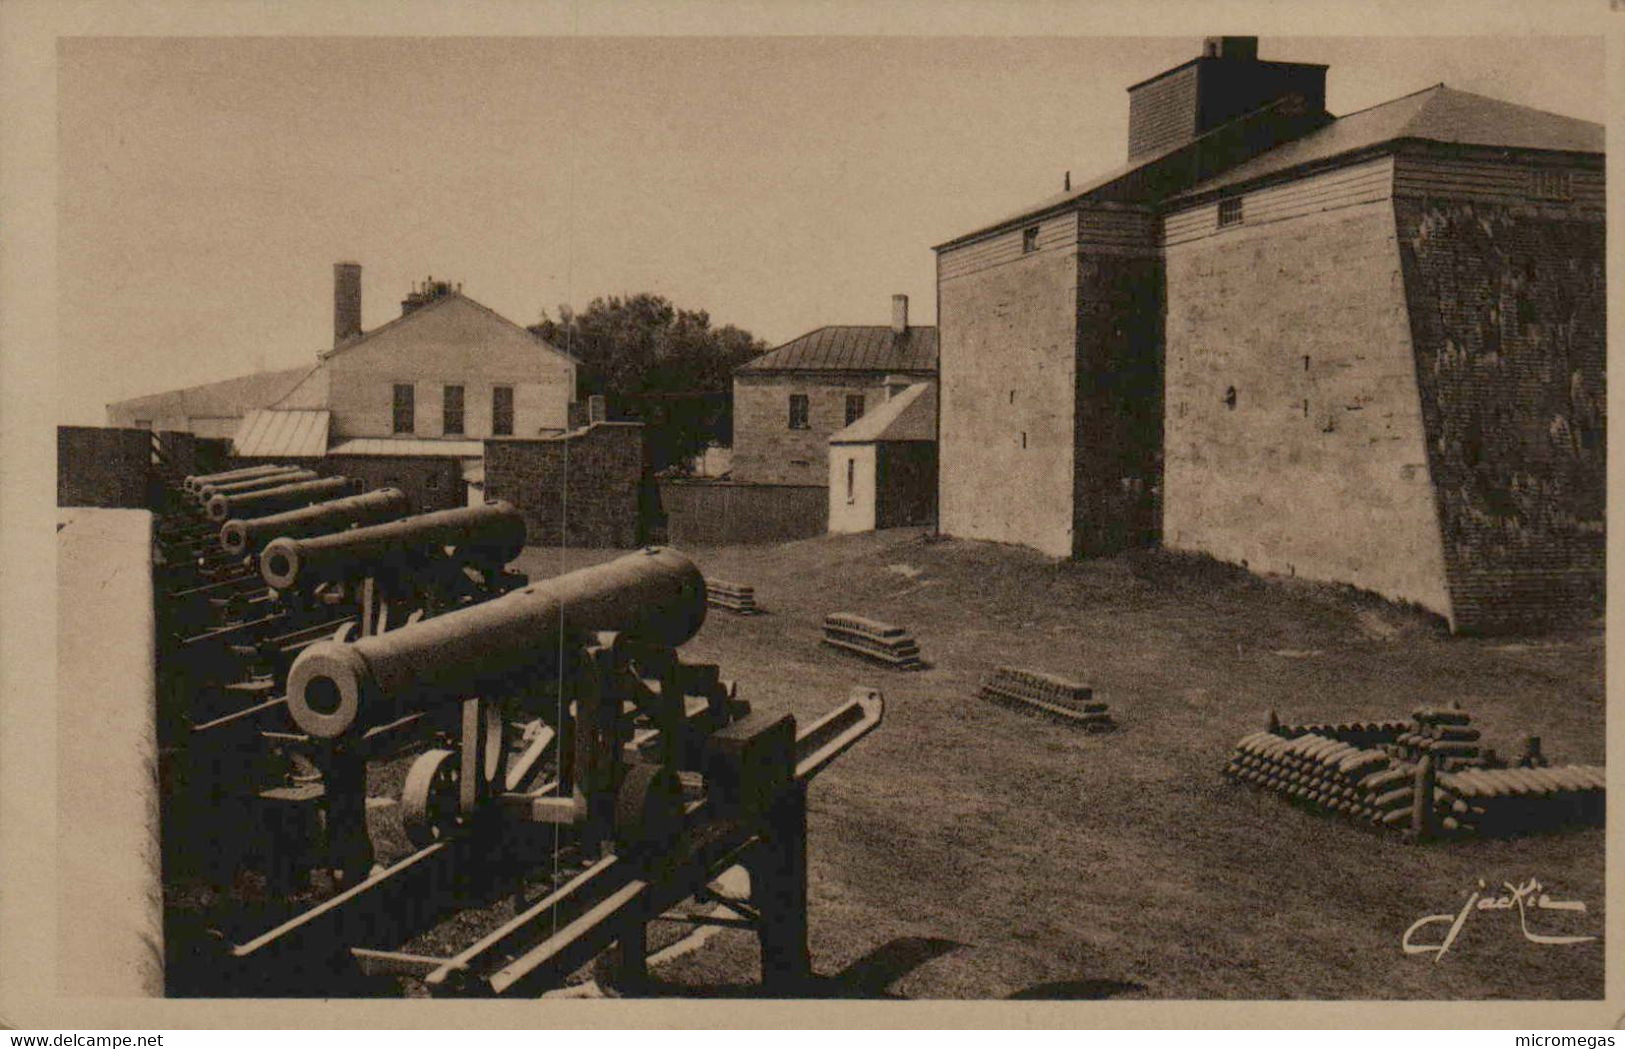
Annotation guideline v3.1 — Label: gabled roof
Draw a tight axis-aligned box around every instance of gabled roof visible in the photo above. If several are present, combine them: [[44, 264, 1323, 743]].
[[1179, 84, 1604, 200], [109, 364, 317, 416], [737, 326, 937, 375], [937, 84, 1603, 251], [233, 409, 331, 458], [319, 291, 582, 367], [830, 382, 936, 444]]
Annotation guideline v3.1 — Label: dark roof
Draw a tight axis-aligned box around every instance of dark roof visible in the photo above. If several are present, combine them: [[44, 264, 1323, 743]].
[[1178, 84, 1604, 200], [937, 84, 1603, 251], [737, 326, 938, 374]]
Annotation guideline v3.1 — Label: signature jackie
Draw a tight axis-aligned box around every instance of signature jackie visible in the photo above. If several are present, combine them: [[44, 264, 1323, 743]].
[[1402, 877, 1597, 961]]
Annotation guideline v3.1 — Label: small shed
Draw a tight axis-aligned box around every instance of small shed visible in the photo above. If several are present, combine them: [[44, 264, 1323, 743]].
[[827, 381, 937, 533]]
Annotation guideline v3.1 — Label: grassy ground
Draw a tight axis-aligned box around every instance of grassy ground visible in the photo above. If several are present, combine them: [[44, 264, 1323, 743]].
[[514, 529, 1605, 1000]]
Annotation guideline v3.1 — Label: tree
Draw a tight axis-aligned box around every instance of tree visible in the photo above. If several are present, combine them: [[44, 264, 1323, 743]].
[[530, 293, 767, 473]]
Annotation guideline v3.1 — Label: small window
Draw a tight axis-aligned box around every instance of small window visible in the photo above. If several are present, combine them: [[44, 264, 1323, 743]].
[[443, 384, 464, 436], [492, 385, 514, 436], [1529, 170, 1573, 201], [846, 458, 856, 504], [1022, 226, 1040, 253], [788, 393, 810, 430], [1224, 386, 1238, 410], [845, 394, 866, 426], [1218, 197, 1244, 227], [392, 383, 415, 434]]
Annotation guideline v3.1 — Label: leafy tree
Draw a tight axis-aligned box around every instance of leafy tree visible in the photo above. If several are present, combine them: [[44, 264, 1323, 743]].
[[530, 293, 766, 473]]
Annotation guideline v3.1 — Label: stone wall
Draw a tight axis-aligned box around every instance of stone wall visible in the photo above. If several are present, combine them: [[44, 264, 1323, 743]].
[[731, 373, 900, 485], [58, 426, 153, 508], [1394, 189, 1605, 633], [317, 454, 467, 515], [1161, 183, 1455, 619], [656, 480, 828, 545], [937, 211, 1079, 556], [1073, 209, 1164, 556], [483, 422, 647, 548]]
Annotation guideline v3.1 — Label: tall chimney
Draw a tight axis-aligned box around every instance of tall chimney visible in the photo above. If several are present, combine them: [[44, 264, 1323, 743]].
[[333, 261, 362, 348], [891, 294, 909, 335]]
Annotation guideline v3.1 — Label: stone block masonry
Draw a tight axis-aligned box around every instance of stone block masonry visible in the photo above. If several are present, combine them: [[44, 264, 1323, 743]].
[[1394, 195, 1605, 634], [483, 421, 648, 548], [58, 425, 154, 508]]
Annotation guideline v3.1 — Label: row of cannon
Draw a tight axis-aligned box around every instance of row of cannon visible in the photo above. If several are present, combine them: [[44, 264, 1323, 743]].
[[156, 460, 883, 998]]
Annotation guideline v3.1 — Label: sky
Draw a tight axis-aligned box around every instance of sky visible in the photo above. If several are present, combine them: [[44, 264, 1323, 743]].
[[57, 34, 1605, 425]]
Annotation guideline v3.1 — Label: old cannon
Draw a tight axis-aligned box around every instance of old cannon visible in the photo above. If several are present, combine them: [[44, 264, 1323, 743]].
[[183, 463, 301, 494], [220, 487, 411, 558], [261, 501, 527, 591], [286, 545, 702, 739], [220, 546, 884, 998], [196, 468, 319, 504], [206, 475, 361, 522]]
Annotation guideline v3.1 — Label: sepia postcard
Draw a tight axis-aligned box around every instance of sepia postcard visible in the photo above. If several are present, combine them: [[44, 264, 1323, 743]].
[[2, 0, 1620, 1031]]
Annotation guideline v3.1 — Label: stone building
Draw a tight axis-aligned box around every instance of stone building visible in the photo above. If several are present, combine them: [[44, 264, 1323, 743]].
[[827, 380, 938, 534], [935, 37, 1604, 633], [107, 263, 580, 514], [732, 295, 937, 486]]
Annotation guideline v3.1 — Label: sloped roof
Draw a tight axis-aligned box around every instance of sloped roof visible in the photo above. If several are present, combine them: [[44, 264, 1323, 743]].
[[830, 382, 936, 444], [109, 364, 317, 417], [327, 437, 486, 458], [738, 326, 937, 374], [233, 409, 330, 458], [320, 291, 581, 367], [938, 84, 1603, 250], [1179, 84, 1604, 199]]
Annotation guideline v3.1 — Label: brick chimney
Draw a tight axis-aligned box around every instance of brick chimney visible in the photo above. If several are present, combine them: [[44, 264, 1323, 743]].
[[333, 261, 362, 348], [1125, 37, 1326, 162], [891, 294, 909, 335]]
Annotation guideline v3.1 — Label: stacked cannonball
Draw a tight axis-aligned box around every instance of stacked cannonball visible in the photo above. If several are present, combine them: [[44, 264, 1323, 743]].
[[1434, 765, 1606, 836], [1224, 731, 1418, 829], [1384, 705, 1483, 771], [1227, 706, 1606, 840]]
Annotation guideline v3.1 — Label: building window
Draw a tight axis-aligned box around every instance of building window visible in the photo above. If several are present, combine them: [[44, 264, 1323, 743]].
[[392, 383, 415, 434], [788, 394, 810, 430], [1224, 385, 1238, 410], [1529, 170, 1573, 201], [845, 394, 866, 426], [442, 385, 465, 435], [1218, 196, 1244, 227], [492, 385, 514, 436], [846, 458, 856, 504], [1022, 226, 1040, 253]]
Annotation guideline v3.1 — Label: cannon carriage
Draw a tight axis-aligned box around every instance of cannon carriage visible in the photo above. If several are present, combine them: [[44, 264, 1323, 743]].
[[151, 469, 882, 998]]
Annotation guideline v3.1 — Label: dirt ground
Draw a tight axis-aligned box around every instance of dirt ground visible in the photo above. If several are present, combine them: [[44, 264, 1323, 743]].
[[515, 529, 1605, 1001]]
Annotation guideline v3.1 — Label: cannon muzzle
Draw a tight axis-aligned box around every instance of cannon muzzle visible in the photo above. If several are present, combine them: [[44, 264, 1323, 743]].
[[286, 546, 707, 738], [219, 487, 411, 557], [205, 476, 360, 522], [259, 501, 527, 589], [183, 464, 296, 493], [196, 468, 318, 504]]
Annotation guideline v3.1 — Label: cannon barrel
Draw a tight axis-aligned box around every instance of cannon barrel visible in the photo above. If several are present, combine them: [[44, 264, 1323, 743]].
[[196, 468, 318, 503], [259, 501, 527, 589], [219, 487, 411, 558], [183, 464, 294, 493], [205, 476, 360, 522], [286, 546, 707, 738]]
